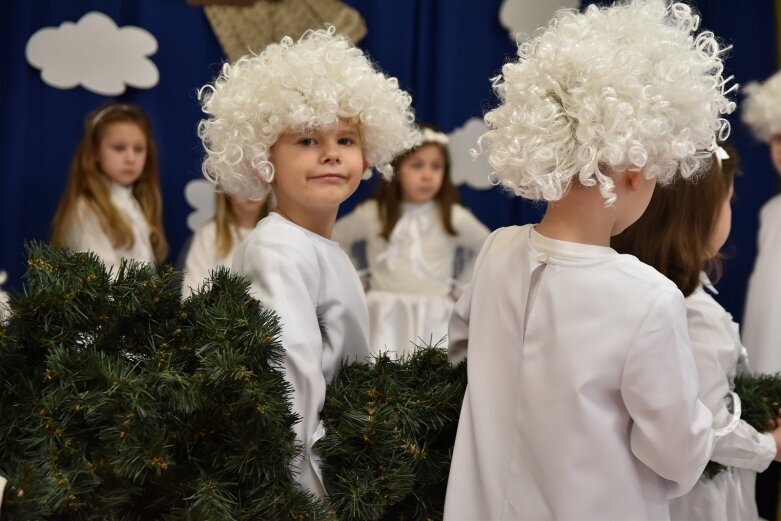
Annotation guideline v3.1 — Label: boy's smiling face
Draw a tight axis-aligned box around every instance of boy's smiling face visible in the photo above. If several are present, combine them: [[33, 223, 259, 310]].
[[270, 118, 367, 233]]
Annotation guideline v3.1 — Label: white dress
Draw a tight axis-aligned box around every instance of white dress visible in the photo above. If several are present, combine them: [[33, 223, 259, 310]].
[[669, 274, 776, 521], [61, 180, 155, 271], [743, 194, 781, 373], [181, 220, 251, 298], [232, 212, 371, 496], [444, 225, 714, 521], [332, 200, 489, 357]]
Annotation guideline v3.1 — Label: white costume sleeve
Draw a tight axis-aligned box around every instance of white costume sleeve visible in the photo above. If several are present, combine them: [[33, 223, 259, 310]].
[[64, 200, 121, 271], [332, 201, 375, 269], [687, 298, 776, 471], [181, 223, 216, 299], [621, 288, 714, 498], [234, 230, 327, 496], [448, 229, 500, 365], [451, 205, 490, 291]]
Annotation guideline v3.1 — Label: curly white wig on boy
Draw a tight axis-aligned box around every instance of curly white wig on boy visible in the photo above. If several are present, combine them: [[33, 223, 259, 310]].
[[481, 0, 735, 204], [742, 71, 781, 143], [198, 26, 419, 199]]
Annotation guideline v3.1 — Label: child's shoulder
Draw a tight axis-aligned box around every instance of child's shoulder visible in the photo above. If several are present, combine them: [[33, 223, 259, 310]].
[[246, 213, 316, 252], [611, 253, 680, 293]]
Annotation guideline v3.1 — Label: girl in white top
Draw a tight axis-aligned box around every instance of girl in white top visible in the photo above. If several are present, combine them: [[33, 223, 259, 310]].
[[332, 126, 490, 357], [181, 192, 270, 298], [613, 146, 781, 521], [51, 104, 168, 270], [741, 71, 781, 375], [197, 27, 419, 496], [444, 1, 736, 519]]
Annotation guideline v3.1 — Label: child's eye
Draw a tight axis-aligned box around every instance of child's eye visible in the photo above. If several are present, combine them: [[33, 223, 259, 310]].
[[297, 137, 315, 146], [338, 137, 354, 146]]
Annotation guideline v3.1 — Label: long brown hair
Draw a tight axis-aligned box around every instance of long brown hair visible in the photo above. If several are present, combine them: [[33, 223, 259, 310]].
[[376, 125, 462, 240], [612, 145, 737, 297], [51, 104, 168, 261], [214, 192, 271, 257]]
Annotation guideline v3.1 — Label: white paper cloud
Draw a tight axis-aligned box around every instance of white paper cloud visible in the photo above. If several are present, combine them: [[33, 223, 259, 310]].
[[185, 179, 216, 232], [26, 11, 159, 96], [449, 117, 496, 190], [499, 0, 580, 41]]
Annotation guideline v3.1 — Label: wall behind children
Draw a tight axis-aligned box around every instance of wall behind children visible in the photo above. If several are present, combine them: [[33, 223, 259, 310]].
[[0, 0, 777, 323]]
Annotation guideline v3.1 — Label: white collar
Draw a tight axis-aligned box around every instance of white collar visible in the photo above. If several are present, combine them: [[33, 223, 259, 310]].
[[529, 226, 617, 261]]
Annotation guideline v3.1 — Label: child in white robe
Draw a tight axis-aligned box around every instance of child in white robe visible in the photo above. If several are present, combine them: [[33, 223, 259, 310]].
[[197, 27, 419, 497], [181, 192, 270, 298], [613, 146, 781, 521], [333, 127, 490, 357], [444, 1, 736, 519], [51, 104, 168, 270]]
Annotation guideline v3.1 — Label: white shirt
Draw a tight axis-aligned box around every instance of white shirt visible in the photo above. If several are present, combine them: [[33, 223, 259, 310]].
[[62, 180, 154, 271], [743, 194, 781, 373], [444, 225, 714, 521], [670, 275, 776, 521], [232, 212, 370, 496], [181, 221, 251, 298], [332, 200, 490, 295]]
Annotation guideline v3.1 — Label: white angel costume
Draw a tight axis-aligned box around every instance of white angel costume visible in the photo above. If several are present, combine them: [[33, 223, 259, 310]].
[[669, 274, 776, 521], [232, 212, 370, 496], [332, 199, 489, 357], [444, 225, 716, 521], [61, 180, 154, 271], [743, 194, 781, 374], [181, 221, 251, 298]]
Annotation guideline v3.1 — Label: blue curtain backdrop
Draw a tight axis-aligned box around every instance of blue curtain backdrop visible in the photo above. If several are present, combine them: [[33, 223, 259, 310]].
[[0, 0, 777, 323]]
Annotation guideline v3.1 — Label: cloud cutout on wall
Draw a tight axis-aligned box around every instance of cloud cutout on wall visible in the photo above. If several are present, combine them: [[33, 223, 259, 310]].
[[185, 179, 216, 233], [449, 117, 496, 190], [26, 11, 159, 96], [499, 0, 580, 41]]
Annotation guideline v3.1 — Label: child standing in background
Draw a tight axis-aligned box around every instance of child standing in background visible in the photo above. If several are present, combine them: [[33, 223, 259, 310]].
[[51, 104, 168, 270], [197, 27, 419, 496], [444, 1, 735, 519], [181, 191, 271, 298], [333, 126, 489, 357], [740, 69, 781, 521], [613, 146, 781, 521]]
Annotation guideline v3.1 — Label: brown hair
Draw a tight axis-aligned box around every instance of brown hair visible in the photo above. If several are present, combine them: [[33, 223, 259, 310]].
[[51, 104, 168, 261], [611, 145, 737, 297], [214, 192, 271, 257], [375, 125, 462, 240]]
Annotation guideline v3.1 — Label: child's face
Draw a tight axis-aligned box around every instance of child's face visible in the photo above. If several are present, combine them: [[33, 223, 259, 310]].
[[397, 144, 445, 203], [270, 119, 366, 218], [771, 135, 781, 175], [96, 122, 147, 187], [708, 181, 734, 258]]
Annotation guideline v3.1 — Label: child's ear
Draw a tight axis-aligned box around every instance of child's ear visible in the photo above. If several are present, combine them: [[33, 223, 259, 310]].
[[626, 171, 645, 191]]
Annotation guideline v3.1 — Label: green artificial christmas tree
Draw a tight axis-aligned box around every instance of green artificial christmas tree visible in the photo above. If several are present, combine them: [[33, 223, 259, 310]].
[[317, 347, 467, 521], [0, 243, 330, 520]]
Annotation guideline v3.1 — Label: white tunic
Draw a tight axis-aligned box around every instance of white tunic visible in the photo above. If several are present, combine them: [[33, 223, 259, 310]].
[[444, 225, 714, 521], [61, 181, 155, 271], [332, 200, 489, 356], [232, 212, 371, 496], [743, 194, 781, 373], [181, 221, 251, 298], [669, 275, 776, 521]]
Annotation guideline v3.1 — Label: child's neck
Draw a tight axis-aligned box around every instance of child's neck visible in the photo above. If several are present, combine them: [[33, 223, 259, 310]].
[[535, 185, 618, 247], [274, 206, 337, 238]]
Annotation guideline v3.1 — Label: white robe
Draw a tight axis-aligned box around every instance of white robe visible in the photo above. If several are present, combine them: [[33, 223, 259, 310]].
[[181, 220, 251, 298], [444, 225, 714, 521], [332, 200, 489, 357], [669, 275, 776, 521], [232, 212, 371, 496], [743, 194, 781, 373], [61, 180, 154, 271]]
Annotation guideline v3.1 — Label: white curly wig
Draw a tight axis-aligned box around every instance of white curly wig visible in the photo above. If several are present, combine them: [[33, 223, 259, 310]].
[[198, 26, 420, 199], [742, 71, 781, 143], [481, 0, 736, 204]]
